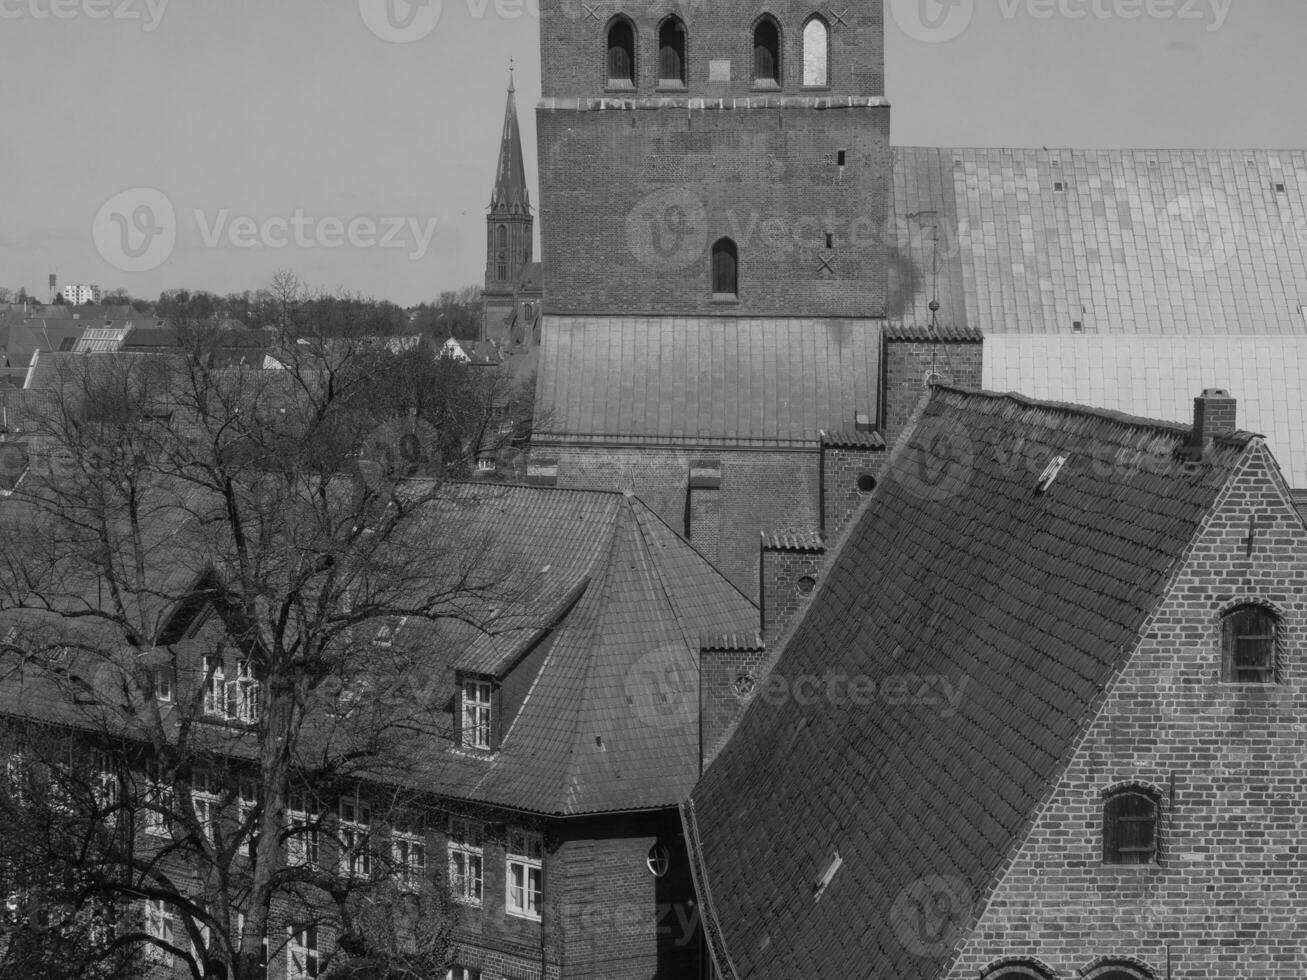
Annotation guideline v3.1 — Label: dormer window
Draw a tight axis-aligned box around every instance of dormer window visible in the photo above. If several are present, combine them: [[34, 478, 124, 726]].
[[1222, 604, 1279, 683], [461, 678, 493, 750]]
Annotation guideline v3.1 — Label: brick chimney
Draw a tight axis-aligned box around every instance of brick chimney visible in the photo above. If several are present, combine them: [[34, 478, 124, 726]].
[[699, 633, 767, 771], [1193, 388, 1237, 445], [879, 325, 984, 446]]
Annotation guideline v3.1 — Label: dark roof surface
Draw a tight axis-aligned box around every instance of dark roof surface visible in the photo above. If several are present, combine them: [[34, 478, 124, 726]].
[[489, 74, 531, 214], [686, 387, 1254, 979], [534, 316, 879, 447]]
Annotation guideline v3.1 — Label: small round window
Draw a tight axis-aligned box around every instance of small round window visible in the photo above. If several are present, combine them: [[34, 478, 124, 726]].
[[796, 575, 817, 596], [647, 842, 670, 877], [856, 473, 877, 494]]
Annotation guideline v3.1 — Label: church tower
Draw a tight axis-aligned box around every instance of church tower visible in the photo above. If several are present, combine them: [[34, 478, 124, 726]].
[[536, 0, 890, 315], [482, 68, 535, 344]]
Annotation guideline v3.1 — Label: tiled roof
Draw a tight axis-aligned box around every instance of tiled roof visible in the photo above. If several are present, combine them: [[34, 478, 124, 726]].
[[891, 147, 1307, 335], [819, 428, 885, 449], [983, 334, 1307, 487], [882, 323, 983, 342], [534, 316, 879, 447], [686, 387, 1254, 979], [760, 531, 824, 552]]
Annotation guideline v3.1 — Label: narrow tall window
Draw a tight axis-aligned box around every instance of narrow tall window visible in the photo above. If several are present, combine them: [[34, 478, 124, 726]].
[[448, 817, 484, 905], [143, 898, 176, 965], [339, 795, 372, 878], [234, 658, 260, 723], [506, 829, 543, 920], [802, 16, 829, 87], [287, 925, 320, 980], [1102, 787, 1159, 865], [1222, 604, 1278, 683], [203, 655, 225, 717], [712, 238, 739, 298], [392, 820, 427, 890], [495, 225, 508, 282], [753, 18, 780, 85], [143, 759, 173, 837], [658, 17, 686, 86], [191, 770, 220, 843], [461, 679, 492, 750], [607, 18, 635, 87], [287, 793, 319, 867]]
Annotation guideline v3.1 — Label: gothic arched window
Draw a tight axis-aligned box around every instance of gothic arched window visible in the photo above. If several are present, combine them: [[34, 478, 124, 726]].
[[495, 224, 508, 281], [711, 238, 738, 298], [658, 16, 687, 86], [606, 17, 635, 87], [802, 16, 829, 87], [753, 17, 780, 86]]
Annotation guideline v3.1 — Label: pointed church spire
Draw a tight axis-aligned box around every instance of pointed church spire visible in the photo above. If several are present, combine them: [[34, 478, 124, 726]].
[[490, 64, 530, 215]]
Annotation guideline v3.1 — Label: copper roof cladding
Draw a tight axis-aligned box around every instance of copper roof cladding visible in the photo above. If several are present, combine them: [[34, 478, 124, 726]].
[[534, 316, 880, 447], [685, 386, 1256, 979], [890, 148, 1307, 336]]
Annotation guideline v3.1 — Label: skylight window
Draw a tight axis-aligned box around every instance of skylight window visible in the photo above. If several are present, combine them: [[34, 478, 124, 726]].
[[1036, 455, 1068, 493]]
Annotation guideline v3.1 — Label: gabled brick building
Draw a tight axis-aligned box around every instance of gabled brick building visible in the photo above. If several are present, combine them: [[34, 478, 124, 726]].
[[686, 385, 1307, 978]]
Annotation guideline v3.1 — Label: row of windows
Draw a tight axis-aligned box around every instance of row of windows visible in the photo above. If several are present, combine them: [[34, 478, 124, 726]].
[[605, 14, 830, 89], [984, 962, 1155, 980]]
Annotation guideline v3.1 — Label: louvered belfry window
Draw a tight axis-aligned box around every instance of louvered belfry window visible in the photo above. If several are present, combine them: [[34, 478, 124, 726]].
[[1223, 604, 1277, 683], [753, 19, 779, 84], [607, 19, 634, 85], [658, 18, 686, 85], [1102, 789, 1158, 865], [711, 238, 738, 297]]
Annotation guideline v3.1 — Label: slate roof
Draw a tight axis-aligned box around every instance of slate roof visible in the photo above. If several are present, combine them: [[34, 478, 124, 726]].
[[489, 72, 531, 215], [890, 147, 1307, 335], [420, 484, 759, 814], [534, 317, 879, 447], [983, 334, 1307, 488], [685, 386, 1256, 979]]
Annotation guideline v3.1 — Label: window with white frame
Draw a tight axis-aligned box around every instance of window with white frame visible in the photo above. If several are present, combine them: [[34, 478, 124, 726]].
[[203, 655, 226, 716], [461, 679, 492, 750], [93, 751, 119, 815], [448, 968, 482, 980], [5, 751, 26, 804], [505, 829, 543, 920], [143, 760, 173, 837], [338, 795, 372, 878], [447, 817, 483, 905], [392, 822, 427, 889], [143, 898, 176, 964], [150, 666, 173, 702], [191, 770, 220, 843], [233, 659, 259, 722], [287, 793, 319, 867], [238, 779, 258, 858], [287, 924, 321, 980]]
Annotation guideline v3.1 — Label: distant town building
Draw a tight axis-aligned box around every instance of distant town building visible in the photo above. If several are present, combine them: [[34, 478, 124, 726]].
[[60, 283, 101, 305]]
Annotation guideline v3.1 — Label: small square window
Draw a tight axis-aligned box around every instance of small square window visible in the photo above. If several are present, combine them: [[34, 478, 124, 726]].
[[1222, 605, 1279, 683], [1054, 181, 1066, 193], [1275, 182, 1287, 194]]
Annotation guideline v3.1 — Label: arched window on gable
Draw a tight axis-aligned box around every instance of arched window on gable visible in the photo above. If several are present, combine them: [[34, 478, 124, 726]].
[[711, 238, 738, 298], [802, 16, 829, 87], [980, 962, 1055, 980], [658, 17, 687, 87], [495, 224, 508, 282], [753, 17, 780, 87], [606, 17, 635, 88], [1083, 962, 1158, 980], [1102, 785, 1161, 865], [1222, 603, 1280, 683]]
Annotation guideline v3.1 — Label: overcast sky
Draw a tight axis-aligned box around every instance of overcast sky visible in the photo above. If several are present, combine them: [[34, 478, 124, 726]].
[[1, 0, 1304, 306]]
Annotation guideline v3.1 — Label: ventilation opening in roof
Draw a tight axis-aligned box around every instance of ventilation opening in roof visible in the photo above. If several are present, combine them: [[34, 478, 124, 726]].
[[1275, 182, 1287, 194], [1054, 181, 1066, 193], [1072, 320, 1084, 333]]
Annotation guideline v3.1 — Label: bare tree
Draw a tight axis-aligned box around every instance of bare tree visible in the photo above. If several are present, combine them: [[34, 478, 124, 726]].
[[0, 302, 534, 979]]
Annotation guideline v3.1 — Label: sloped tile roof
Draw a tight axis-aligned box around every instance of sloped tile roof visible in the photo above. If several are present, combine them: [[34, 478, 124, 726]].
[[891, 147, 1307, 335], [534, 316, 879, 446], [983, 334, 1307, 487], [686, 387, 1253, 979]]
